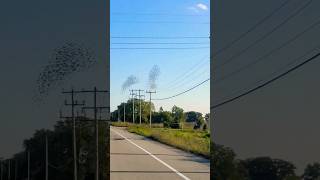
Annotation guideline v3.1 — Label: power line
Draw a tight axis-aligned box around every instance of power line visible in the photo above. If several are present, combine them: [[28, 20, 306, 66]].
[[111, 21, 209, 24], [213, 16, 320, 85], [153, 78, 210, 100], [111, 42, 209, 45], [169, 64, 209, 91], [214, 0, 293, 56], [111, 47, 209, 50], [214, 0, 313, 69], [158, 55, 209, 90], [111, 12, 209, 17], [111, 36, 209, 39], [214, 44, 320, 108], [211, 50, 320, 109]]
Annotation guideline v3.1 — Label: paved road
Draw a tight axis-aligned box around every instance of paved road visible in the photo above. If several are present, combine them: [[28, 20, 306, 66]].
[[110, 126, 210, 180]]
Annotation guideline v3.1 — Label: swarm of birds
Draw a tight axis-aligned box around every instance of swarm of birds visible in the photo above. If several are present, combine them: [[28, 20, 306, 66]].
[[122, 75, 139, 92], [148, 65, 160, 90], [35, 41, 96, 103]]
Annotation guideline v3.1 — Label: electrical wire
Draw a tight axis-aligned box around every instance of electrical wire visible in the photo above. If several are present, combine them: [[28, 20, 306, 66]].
[[214, 0, 313, 69], [158, 55, 209, 90], [111, 42, 209, 45], [169, 64, 210, 91], [111, 47, 209, 50], [111, 21, 209, 24], [111, 36, 209, 39], [153, 78, 210, 100], [211, 49, 320, 109], [111, 12, 209, 17], [214, 0, 293, 56], [213, 44, 320, 107], [213, 16, 320, 85]]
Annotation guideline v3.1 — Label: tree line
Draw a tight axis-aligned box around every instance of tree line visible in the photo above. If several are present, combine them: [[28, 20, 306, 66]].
[[111, 99, 210, 130], [0, 118, 109, 180], [211, 143, 320, 180]]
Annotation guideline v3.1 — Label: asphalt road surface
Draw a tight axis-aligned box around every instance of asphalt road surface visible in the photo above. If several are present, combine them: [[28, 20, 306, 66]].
[[110, 126, 210, 180]]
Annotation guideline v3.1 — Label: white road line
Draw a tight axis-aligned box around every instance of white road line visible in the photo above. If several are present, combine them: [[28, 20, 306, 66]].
[[111, 128, 191, 180]]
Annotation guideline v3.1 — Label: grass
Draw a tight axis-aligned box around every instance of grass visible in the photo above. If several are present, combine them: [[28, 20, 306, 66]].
[[111, 121, 131, 127], [125, 124, 210, 158]]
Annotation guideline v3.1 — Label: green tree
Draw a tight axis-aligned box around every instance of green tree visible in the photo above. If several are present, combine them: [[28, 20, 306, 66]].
[[114, 99, 155, 124], [171, 105, 185, 129], [211, 143, 247, 180], [185, 111, 202, 122], [185, 111, 204, 129], [6, 118, 110, 180], [194, 115, 205, 130], [242, 157, 296, 180], [303, 163, 320, 180], [160, 111, 174, 128]]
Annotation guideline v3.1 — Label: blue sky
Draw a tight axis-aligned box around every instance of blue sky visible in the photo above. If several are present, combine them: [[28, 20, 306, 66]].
[[110, 0, 210, 115]]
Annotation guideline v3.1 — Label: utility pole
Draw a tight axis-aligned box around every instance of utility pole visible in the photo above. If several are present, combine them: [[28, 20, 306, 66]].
[[45, 134, 48, 180], [130, 90, 137, 123], [123, 102, 126, 123], [78, 87, 109, 180], [27, 151, 30, 180], [0, 157, 3, 180], [117, 105, 120, 122], [8, 159, 10, 180], [136, 90, 145, 125], [136, 90, 144, 125], [146, 91, 156, 128], [14, 160, 17, 180], [62, 88, 85, 180]]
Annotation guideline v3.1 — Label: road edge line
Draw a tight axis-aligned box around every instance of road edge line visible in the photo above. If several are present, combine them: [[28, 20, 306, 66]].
[[111, 127, 191, 180]]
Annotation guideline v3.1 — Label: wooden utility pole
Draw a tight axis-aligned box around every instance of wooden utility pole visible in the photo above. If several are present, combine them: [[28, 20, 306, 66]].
[[14, 160, 17, 180], [136, 90, 145, 125], [62, 89, 85, 180], [45, 134, 48, 180], [78, 87, 109, 180], [0, 158, 3, 180], [8, 159, 10, 180], [117, 105, 120, 122], [130, 90, 138, 123], [136, 90, 144, 124], [123, 103, 126, 123], [27, 151, 30, 180], [146, 91, 156, 128]]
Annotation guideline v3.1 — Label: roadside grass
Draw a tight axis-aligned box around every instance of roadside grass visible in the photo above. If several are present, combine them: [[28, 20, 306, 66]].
[[111, 121, 131, 127], [126, 124, 210, 158], [111, 122, 164, 128]]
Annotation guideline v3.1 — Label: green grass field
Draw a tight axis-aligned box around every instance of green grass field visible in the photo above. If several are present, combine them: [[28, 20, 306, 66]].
[[112, 122, 210, 158]]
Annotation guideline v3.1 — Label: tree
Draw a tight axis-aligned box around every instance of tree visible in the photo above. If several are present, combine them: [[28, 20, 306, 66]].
[[161, 111, 174, 128], [211, 143, 247, 180], [303, 163, 320, 180], [194, 114, 205, 130], [185, 111, 202, 122], [273, 159, 296, 179], [242, 157, 296, 180], [113, 99, 155, 124], [205, 113, 210, 124], [4, 118, 110, 180], [171, 105, 185, 129], [185, 111, 204, 129]]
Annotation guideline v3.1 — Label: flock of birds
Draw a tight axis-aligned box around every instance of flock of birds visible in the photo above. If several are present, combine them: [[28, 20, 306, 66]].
[[34, 41, 160, 102], [34, 41, 96, 103], [148, 65, 160, 90], [122, 75, 139, 92]]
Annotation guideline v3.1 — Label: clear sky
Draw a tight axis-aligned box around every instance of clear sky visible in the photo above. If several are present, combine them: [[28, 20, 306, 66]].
[[110, 0, 210, 115]]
